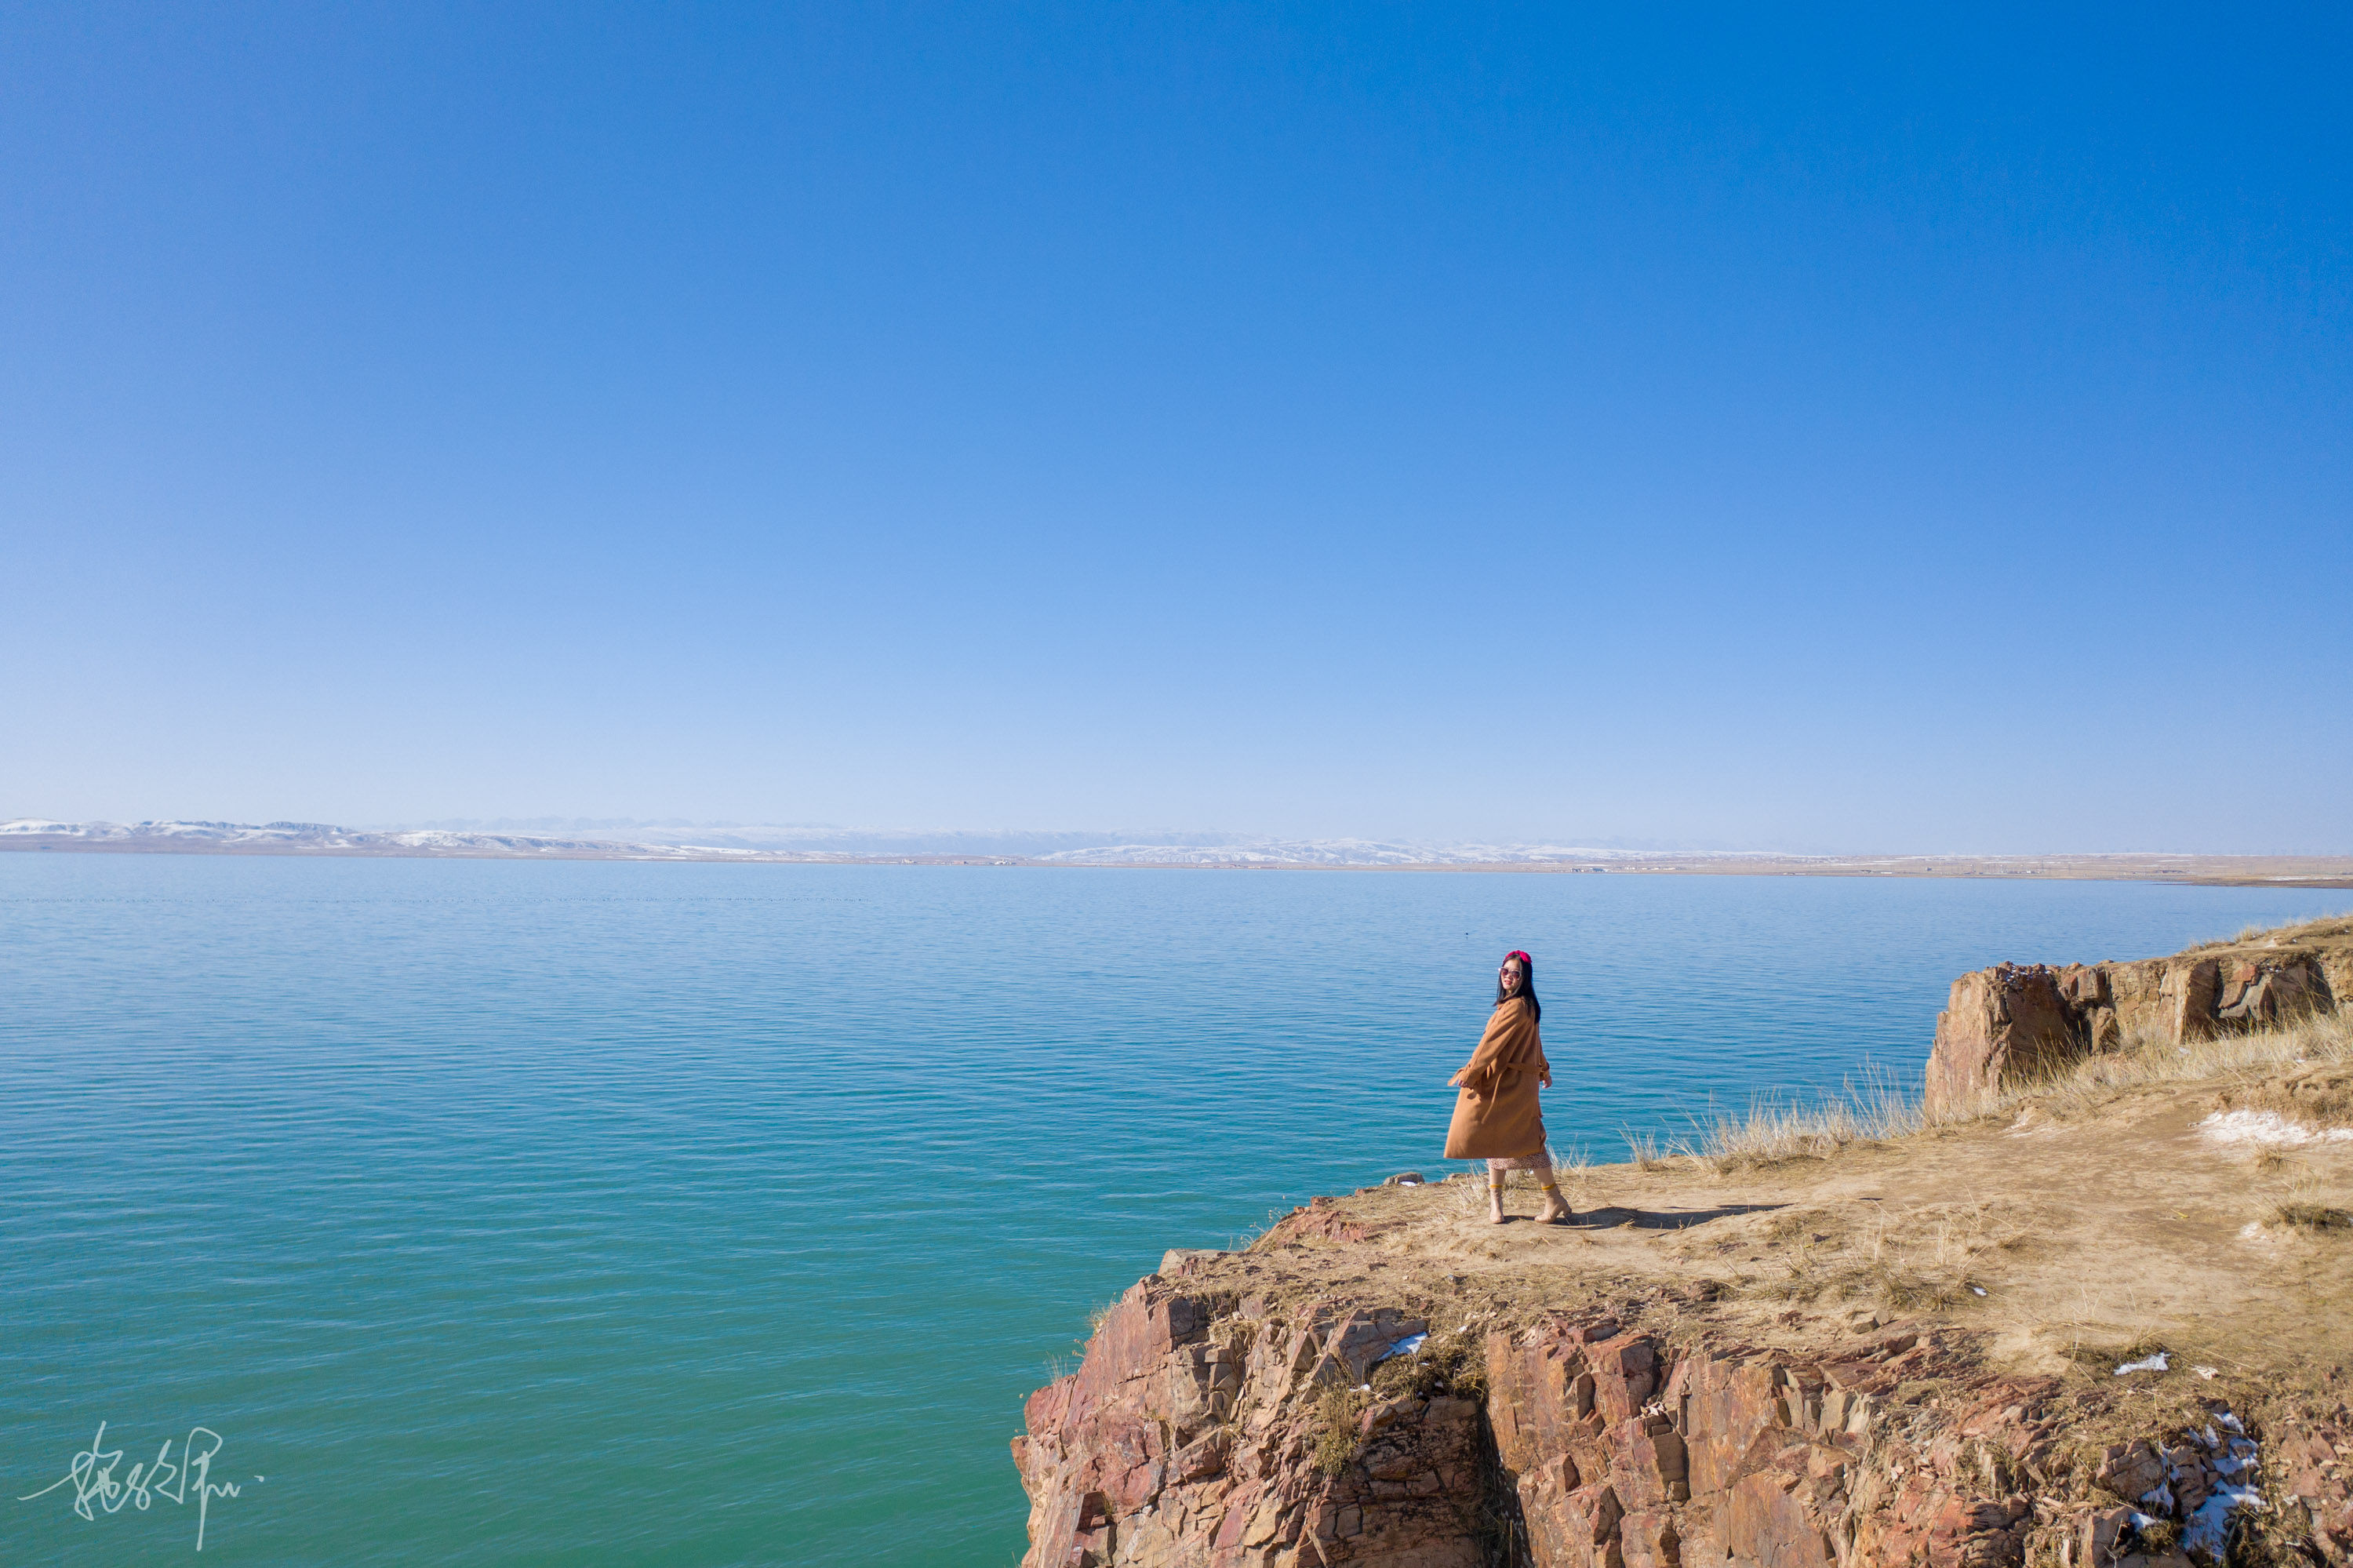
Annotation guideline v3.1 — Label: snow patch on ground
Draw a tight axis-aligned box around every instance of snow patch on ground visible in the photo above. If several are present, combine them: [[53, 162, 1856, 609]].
[[2197, 1109, 2353, 1146], [2168, 1418, 2264, 1560], [2182, 1484, 2263, 1559]]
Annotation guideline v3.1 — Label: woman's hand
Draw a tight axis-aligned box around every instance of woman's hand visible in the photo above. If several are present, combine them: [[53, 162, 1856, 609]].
[[1540, 1070, 1553, 1088], [1446, 1071, 1462, 1088]]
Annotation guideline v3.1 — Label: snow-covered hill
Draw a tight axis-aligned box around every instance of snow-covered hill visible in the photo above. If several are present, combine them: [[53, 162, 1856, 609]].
[[1029, 839, 1652, 867], [0, 818, 1716, 867], [0, 819, 751, 858]]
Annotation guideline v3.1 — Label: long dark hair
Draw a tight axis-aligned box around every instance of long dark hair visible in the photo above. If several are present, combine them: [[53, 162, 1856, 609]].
[[1494, 951, 1540, 1021]]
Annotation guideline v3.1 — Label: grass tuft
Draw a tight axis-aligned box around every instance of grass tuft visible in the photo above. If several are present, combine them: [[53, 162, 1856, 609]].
[[1622, 1128, 1689, 1171], [2271, 1202, 2352, 1231], [1310, 1383, 1370, 1476], [1871, 1264, 1962, 1312]]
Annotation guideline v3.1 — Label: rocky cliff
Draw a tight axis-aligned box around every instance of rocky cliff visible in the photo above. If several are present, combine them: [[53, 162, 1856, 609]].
[[1013, 919, 2353, 1568], [1014, 1261, 2351, 1568], [1924, 919, 2353, 1118]]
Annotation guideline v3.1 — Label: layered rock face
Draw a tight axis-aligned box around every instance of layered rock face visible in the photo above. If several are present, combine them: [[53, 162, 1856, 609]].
[[1017, 1273, 2353, 1568], [1483, 1317, 2072, 1568], [1923, 929, 2351, 1116], [1013, 1274, 2223, 1568]]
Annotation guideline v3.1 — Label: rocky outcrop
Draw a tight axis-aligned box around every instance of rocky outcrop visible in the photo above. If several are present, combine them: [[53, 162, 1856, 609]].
[[1013, 1269, 2338, 1568], [1923, 924, 2351, 1116], [1011, 1272, 1492, 1567], [1925, 966, 2082, 1118]]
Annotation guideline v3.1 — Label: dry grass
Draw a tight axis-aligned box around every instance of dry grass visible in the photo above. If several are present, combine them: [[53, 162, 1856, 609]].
[[1693, 1068, 1921, 1173], [1445, 1172, 1491, 1221], [2266, 1164, 2353, 1231], [1310, 1382, 1371, 1475], [1622, 1129, 1687, 1171], [1769, 1196, 2023, 1313], [1552, 1143, 1593, 1210], [2222, 1063, 2353, 1125], [2186, 911, 2353, 951]]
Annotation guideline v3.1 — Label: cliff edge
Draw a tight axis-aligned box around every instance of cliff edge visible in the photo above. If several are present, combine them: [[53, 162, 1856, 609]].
[[1014, 917, 2353, 1568]]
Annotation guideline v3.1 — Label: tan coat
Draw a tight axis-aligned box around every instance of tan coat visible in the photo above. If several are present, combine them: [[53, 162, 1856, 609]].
[[1443, 997, 1550, 1159]]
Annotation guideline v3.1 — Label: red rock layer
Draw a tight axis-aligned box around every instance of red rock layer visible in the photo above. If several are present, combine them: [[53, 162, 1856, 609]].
[[1013, 1276, 2351, 1568]]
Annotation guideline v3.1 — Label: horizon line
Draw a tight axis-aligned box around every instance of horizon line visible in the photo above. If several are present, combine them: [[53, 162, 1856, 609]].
[[4, 817, 2351, 887]]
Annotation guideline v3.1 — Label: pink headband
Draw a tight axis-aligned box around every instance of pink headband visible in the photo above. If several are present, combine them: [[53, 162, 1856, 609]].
[[1504, 951, 1532, 967]]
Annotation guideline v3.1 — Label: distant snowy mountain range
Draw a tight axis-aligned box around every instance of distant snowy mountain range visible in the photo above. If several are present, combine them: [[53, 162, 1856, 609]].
[[9, 821, 2342, 886], [0, 818, 747, 858], [0, 818, 1744, 867]]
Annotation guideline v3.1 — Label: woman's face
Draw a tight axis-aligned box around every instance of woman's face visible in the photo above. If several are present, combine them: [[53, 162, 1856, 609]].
[[1500, 959, 1524, 995]]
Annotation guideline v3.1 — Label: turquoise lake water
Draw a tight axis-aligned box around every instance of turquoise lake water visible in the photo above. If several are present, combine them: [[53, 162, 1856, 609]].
[[2, 855, 2343, 1565]]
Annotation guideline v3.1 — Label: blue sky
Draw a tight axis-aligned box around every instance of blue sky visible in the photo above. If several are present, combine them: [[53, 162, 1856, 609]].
[[2, 5, 2347, 852]]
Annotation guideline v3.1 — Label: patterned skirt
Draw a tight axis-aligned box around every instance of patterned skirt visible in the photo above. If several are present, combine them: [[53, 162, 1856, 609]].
[[1486, 1151, 1553, 1173]]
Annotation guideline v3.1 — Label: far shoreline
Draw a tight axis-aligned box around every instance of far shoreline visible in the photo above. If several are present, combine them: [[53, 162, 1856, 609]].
[[4, 836, 2349, 888]]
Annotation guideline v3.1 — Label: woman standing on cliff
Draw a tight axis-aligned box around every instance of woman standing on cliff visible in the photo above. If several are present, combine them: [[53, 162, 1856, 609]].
[[1446, 951, 1572, 1225]]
